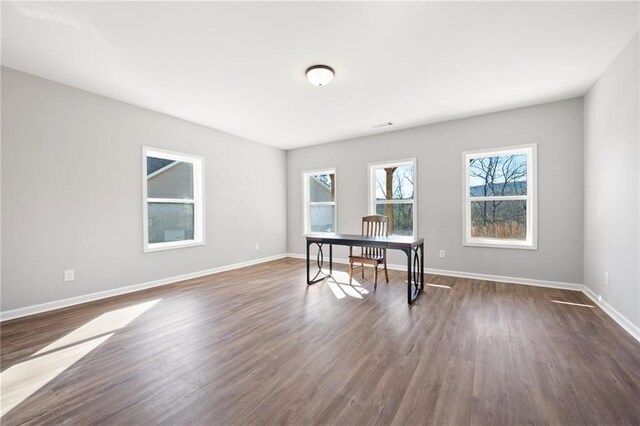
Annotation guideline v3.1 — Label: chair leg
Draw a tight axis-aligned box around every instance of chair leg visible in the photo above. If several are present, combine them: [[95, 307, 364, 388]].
[[348, 262, 353, 285], [374, 266, 378, 290], [361, 263, 365, 279], [384, 258, 389, 283]]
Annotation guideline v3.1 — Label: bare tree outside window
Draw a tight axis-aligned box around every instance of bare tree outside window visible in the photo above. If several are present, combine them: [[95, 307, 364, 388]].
[[468, 154, 528, 240], [372, 162, 415, 236]]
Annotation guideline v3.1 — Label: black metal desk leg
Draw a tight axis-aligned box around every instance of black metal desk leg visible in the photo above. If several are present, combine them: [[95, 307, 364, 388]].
[[306, 240, 311, 285], [406, 248, 413, 304], [307, 242, 331, 284], [329, 244, 333, 274], [420, 243, 425, 290]]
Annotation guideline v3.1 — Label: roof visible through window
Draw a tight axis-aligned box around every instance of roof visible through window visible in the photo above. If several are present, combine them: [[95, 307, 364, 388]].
[[147, 157, 175, 175]]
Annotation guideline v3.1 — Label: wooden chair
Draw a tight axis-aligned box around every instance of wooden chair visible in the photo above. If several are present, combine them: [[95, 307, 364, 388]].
[[348, 215, 390, 288]]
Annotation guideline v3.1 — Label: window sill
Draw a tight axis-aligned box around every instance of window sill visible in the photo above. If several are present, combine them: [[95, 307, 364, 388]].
[[144, 240, 205, 253], [304, 232, 337, 237], [463, 239, 537, 250]]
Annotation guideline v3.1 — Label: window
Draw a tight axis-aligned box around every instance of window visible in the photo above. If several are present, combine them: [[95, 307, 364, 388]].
[[143, 147, 204, 252], [303, 169, 336, 234], [463, 144, 537, 249], [369, 159, 416, 236]]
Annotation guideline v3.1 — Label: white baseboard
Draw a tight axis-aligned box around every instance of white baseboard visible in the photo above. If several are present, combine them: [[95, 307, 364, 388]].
[[582, 285, 640, 342], [286, 253, 582, 291], [0, 254, 288, 322], [424, 268, 583, 291]]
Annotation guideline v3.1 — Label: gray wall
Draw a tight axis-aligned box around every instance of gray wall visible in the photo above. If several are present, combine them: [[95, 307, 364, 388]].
[[1, 68, 287, 312], [583, 33, 639, 328], [287, 98, 584, 284]]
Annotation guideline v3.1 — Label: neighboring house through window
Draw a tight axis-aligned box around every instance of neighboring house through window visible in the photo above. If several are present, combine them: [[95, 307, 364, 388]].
[[303, 169, 336, 234], [143, 147, 204, 252], [463, 143, 537, 249], [369, 159, 417, 236]]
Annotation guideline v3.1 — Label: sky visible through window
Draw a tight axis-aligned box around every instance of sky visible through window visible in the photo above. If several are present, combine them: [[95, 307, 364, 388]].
[[375, 165, 414, 200], [469, 154, 527, 196]]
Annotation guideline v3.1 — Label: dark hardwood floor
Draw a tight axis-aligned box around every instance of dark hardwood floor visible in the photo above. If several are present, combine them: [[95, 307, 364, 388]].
[[1, 258, 639, 425]]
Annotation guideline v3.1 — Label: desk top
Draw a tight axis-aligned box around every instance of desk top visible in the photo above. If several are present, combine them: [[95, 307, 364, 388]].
[[306, 233, 424, 249]]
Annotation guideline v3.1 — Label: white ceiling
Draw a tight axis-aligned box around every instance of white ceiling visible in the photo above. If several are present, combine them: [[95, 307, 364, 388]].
[[2, 2, 638, 150]]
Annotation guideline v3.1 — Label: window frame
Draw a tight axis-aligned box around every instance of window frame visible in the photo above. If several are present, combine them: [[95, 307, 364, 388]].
[[142, 146, 205, 252], [302, 168, 337, 235], [368, 158, 418, 237], [462, 143, 537, 250]]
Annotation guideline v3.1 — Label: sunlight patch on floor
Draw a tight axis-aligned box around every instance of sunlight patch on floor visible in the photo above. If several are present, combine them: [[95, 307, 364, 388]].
[[0, 299, 161, 418], [0, 333, 113, 417], [550, 299, 594, 308], [339, 284, 363, 299], [327, 281, 347, 299], [426, 283, 452, 289], [325, 271, 369, 300], [34, 299, 161, 356]]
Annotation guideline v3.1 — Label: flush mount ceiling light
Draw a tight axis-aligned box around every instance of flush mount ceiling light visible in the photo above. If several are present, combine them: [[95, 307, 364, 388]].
[[305, 65, 334, 87]]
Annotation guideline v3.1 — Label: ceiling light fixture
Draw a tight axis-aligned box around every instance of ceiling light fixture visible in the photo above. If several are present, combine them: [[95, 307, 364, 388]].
[[306, 65, 334, 87]]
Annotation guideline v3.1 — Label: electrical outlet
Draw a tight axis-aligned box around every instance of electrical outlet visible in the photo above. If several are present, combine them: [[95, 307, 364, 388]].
[[604, 272, 609, 286], [64, 269, 75, 282], [255, 243, 260, 250], [439, 250, 445, 258]]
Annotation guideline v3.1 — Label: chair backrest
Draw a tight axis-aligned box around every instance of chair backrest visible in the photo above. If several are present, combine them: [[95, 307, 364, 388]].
[[361, 215, 388, 257]]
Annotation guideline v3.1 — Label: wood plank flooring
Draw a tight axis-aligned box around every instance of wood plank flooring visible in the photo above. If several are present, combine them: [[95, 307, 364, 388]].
[[1, 258, 639, 425]]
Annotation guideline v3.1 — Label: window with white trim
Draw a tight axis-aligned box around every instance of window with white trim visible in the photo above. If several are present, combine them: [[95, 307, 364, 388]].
[[143, 147, 204, 252], [303, 169, 336, 234], [369, 159, 416, 236], [463, 144, 537, 249]]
